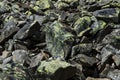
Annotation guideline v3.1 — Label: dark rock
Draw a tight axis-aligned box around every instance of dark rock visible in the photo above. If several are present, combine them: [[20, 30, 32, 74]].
[[71, 54, 98, 67], [71, 43, 93, 57], [0, 21, 19, 43], [93, 8, 120, 23], [13, 21, 41, 40]]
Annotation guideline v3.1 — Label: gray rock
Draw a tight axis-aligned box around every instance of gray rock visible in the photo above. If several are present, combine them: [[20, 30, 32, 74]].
[[0, 21, 19, 43], [107, 69, 120, 80], [12, 50, 29, 64], [13, 21, 41, 40], [72, 54, 98, 67], [93, 8, 120, 23]]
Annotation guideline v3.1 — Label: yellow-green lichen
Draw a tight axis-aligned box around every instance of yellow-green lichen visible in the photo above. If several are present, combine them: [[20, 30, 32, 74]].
[[37, 60, 70, 74]]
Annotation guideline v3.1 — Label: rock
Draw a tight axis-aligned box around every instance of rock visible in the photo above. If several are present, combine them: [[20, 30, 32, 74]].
[[93, 8, 120, 23], [112, 55, 120, 68], [0, 51, 10, 60], [12, 50, 29, 64], [0, 21, 19, 43], [73, 16, 91, 35], [55, 1, 69, 10], [100, 44, 114, 65], [45, 21, 74, 57], [35, 0, 53, 10], [0, 46, 3, 55], [61, 0, 78, 3], [0, 0, 120, 80], [2, 56, 12, 65], [30, 51, 50, 68], [72, 54, 98, 67], [90, 16, 107, 35], [13, 20, 41, 40], [37, 59, 85, 80], [37, 59, 70, 74], [107, 69, 120, 80], [71, 43, 93, 57], [86, 77, 111, 80]]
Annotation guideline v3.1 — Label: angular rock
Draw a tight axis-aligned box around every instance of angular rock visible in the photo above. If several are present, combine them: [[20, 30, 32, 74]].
[[0, 21, 19, 43], [73, 16, 91, 35], [55, 1, 69, 10], [86, 77, 111, 80], [93, 8, 120, 23], [12, 50, 29, 64], [37, 59, 70, 74], [13, 21, 41, 40], [71, 43, 93, 57], [71, 54, 98, 67], [90, 16, 106, 35], [29, 51, 50, 68], [46, 21, 74, 57], [35, 0, 53, 10], [37, 59, 85, 80], [101, 44, 114, 65], [112, 55, 120, 68], [107, 69, 120, 80]]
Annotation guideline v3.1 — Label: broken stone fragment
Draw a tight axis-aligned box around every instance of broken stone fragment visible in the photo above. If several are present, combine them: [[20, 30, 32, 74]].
[[86, 77, 111, 80], [107, 69, 120, 80], [93, 8, 120, 23], [45, 21, 74, 57], [12, 50, 29, 64], [100, 44, 114, 65], [37, 59, 70, 74], [102, 29, 120, 49], [55, 1, 69, 10], [90, 16, 106, 35], [112, 55, 120, 68], [72, 54, 98, 67], [61, 0, 78, 3], [37, 59, 85, 80], [71, 43, 93, 57], [73, 16, 91, 35], [0, 21, 19, 43], [35, 0, 54, 10], [13, 20, 41, 40], [29, 51, 50, 68], [66, 13, 79, 23]]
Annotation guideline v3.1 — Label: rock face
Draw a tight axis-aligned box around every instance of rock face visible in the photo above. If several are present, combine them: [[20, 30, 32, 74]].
[[0, 0, 120, 80]]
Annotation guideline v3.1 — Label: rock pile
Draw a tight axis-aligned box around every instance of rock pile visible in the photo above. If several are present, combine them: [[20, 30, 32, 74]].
[[0, 0, 120, 80]]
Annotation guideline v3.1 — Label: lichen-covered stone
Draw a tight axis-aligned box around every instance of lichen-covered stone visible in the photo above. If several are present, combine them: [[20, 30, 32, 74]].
[[46, 21, 74, 57], [73, 16, 91, 35], [37, 60, 70, 74], [35, 0, 53, 10], [55, 1, 69, 10]]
